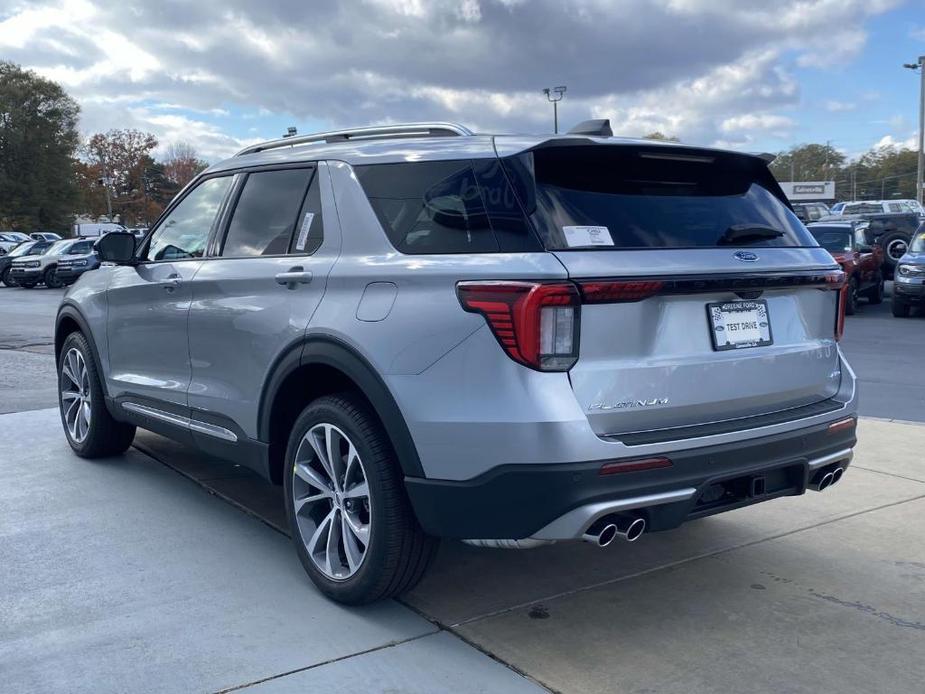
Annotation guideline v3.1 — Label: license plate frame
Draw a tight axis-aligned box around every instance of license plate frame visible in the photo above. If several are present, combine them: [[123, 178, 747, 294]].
[[706, 300, 773, 351]]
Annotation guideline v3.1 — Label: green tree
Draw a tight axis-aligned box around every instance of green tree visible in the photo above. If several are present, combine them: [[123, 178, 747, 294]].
[[0, 62, 80, 232], [643, 131, 680, 142], [769, 143, 845, 183], [849, 145, 919, 201], [84, 129, 158, 225]]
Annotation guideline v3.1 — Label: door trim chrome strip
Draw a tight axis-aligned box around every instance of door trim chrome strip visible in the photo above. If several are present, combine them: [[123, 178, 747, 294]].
[[121, 402, 238, 443]]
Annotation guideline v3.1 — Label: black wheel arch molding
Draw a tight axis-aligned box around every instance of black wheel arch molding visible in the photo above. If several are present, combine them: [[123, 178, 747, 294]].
[[258, 334, 426, 479], [55, 303, 110, 399]]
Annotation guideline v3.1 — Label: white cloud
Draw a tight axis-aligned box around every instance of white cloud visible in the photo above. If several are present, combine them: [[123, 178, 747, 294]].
[[0, 0, 901, 157], [872, 134, 917, 150], [825, 100, 856, 112]]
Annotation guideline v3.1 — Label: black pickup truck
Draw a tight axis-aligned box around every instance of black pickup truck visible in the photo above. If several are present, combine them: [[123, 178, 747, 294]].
[[820, 212, 924, 278]]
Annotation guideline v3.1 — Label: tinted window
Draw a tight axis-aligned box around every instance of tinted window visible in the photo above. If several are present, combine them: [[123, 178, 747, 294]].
[[355, 160, 537, 254], [808, 227, 852, 252], [146, 176, 233, 262], [222, 168, 314, 257], [68, 241, 94, 255], [504, 146, 815, 250]]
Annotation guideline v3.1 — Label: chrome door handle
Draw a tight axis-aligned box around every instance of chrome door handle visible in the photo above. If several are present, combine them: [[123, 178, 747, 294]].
[[275, 268, 313, 288]]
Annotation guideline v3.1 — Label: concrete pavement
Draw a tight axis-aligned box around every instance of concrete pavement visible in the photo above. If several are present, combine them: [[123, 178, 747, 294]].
[[0, 409, 545, 694]]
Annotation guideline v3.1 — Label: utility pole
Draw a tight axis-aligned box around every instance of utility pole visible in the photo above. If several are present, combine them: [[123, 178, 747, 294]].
[[542, 86, 567, 134], [903, 57, 925, 205]]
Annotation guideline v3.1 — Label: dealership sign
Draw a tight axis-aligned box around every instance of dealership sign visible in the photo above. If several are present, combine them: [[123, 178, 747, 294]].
[[779, 181, 835, 201]]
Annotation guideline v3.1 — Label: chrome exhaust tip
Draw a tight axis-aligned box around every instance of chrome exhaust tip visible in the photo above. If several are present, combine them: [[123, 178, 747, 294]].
[[830, 467, 845, 487], [583, 523, 618, 547], [615, 516, 646, 542], [810, 470, 835, 492]]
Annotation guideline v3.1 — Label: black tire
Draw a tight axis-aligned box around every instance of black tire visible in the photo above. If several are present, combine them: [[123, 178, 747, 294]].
[[44, 266, 62, 289], [892, 297, 911, 318], [58, 331, 136, 458], [845, 278, 858, 315], [0, 267, 16, 287], [865, 274, 884, 304], [283, 392, 437, 604]]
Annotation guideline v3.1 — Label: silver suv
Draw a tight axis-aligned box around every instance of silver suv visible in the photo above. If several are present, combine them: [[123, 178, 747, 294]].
[[55, 121, 858, 604]]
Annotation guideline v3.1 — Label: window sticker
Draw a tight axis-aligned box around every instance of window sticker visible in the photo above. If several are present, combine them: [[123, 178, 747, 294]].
[[562, 225, 614, 247], [295, 212, 315, 251]]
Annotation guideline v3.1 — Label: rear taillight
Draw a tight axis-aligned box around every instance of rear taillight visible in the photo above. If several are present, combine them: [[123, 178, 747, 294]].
[[457, 281, 580, 371], [828, 270, 847, 341]]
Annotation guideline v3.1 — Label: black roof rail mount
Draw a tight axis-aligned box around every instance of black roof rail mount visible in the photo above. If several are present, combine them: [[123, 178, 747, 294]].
[[567, 119, 613, 137]]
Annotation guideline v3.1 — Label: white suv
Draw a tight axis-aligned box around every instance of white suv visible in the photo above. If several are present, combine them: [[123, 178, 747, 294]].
[[11, 239, 95, 288]]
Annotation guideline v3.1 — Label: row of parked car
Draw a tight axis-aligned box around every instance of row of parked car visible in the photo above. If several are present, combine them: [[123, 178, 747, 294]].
[[0, 230, 63, 255], [0, 237, 101, 288]]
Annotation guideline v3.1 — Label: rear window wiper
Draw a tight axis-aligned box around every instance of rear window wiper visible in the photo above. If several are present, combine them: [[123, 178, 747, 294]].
[[718, 224, 785, 245]]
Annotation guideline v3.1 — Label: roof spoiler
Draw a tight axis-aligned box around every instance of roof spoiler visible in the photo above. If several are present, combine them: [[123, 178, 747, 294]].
[[567, 119, 613, 137]]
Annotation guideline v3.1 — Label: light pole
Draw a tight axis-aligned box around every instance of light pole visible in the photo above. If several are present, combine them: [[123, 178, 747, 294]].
[[903, 57, 925, 205], [542, 86, 567, 133]]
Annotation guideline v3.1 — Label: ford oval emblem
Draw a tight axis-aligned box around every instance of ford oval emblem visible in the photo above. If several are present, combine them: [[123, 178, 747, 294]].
[[734, 251, 759, 262]]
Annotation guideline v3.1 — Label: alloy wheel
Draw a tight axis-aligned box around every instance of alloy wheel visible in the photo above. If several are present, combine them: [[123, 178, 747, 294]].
[[61, 347, 91, 443], [886, 238, 908, 262], [291, 423, 371, 580]]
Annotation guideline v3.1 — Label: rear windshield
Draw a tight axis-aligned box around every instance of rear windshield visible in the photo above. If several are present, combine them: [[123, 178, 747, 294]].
[[503, 145, 815, 250], [808, 227, 852, 252], [912, 233, 925, 254]]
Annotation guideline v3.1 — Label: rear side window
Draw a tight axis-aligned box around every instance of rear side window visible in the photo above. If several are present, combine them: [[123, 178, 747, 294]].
[[222, 168, 315, 257], [355, 160, 538, 254], [68, 241, 93, 255], [503, 146, 816, 250]]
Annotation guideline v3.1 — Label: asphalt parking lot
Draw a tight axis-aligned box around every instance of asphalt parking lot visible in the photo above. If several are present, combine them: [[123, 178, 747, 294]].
[[2, 284, 924, 693]]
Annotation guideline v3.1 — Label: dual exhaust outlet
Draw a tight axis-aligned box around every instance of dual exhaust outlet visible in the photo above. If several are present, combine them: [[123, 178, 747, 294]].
[[582, 514, 646, 547], [809, 465, 846, 492]]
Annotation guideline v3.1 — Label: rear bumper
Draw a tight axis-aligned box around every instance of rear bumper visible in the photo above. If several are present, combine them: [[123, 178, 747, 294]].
[[405, 417, 857, 539]]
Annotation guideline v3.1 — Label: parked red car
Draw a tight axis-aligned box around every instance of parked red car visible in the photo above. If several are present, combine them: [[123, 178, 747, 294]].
[[807, 220, 884, 314]]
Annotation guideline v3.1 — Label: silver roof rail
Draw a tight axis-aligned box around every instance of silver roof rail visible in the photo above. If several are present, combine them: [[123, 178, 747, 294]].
[[235, 122, 474, 157]]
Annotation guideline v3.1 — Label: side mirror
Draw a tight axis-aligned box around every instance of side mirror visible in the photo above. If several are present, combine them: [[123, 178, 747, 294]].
[[96, 232, 136, 264]]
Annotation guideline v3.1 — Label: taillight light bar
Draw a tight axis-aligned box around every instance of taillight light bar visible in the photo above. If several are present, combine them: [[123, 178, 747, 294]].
[[599, 456, 673, 475], [578, 279, 664, 303], [456, 281, 581, 372]]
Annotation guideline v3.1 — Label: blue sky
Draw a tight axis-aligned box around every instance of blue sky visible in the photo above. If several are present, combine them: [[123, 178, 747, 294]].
[[1, 0, 923, 162]]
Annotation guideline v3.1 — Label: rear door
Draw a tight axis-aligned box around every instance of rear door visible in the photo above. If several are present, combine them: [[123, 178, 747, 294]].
[[186, 163, 336, 442], [502, 144, 843, 438]]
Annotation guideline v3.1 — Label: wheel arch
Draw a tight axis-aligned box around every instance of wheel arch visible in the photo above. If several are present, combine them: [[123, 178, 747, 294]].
[[55, 305, 109, 398], [259, 336, 425, 485]]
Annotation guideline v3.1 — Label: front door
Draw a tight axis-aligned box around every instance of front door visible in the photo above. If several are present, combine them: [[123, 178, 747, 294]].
[[106, 175, 235, 411]]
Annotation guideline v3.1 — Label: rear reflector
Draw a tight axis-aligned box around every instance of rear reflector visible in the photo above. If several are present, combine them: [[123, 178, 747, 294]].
[[457, 281, 581, 371], [578, 280, 664, 304], [599, 456, 673, 475], [827, 417, 856, 435]]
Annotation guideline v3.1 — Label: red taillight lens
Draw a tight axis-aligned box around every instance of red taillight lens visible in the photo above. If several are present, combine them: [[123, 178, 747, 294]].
[[457, 281, 580, 371], [835, 284, 848, 341], [599, 456, 673, 475], [578, 279, 664, 303], [827, 416, 856, 434]]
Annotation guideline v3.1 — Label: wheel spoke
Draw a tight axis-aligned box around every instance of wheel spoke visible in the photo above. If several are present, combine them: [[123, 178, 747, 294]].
[[343, 481, 368, 500], [343, 510, 369, 545], [308, 507, 336, 557], [61, 391, 79, 402], [307, 427, 336, 488], [293, 461, 332, 493], [326, 425, 345, 492], [341, 513, 364, 571], [61, 361, 78, 387], [325, 508, 342, 576]]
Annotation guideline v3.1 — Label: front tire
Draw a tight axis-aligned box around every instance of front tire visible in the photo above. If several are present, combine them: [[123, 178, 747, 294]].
[[845, 278, 858, 315], [0, 267, 16, 287], [284, 393, 436, 604], [58, 332, 136, 457], [44, 266, 62, 289], [892, 297, 911, 318]]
